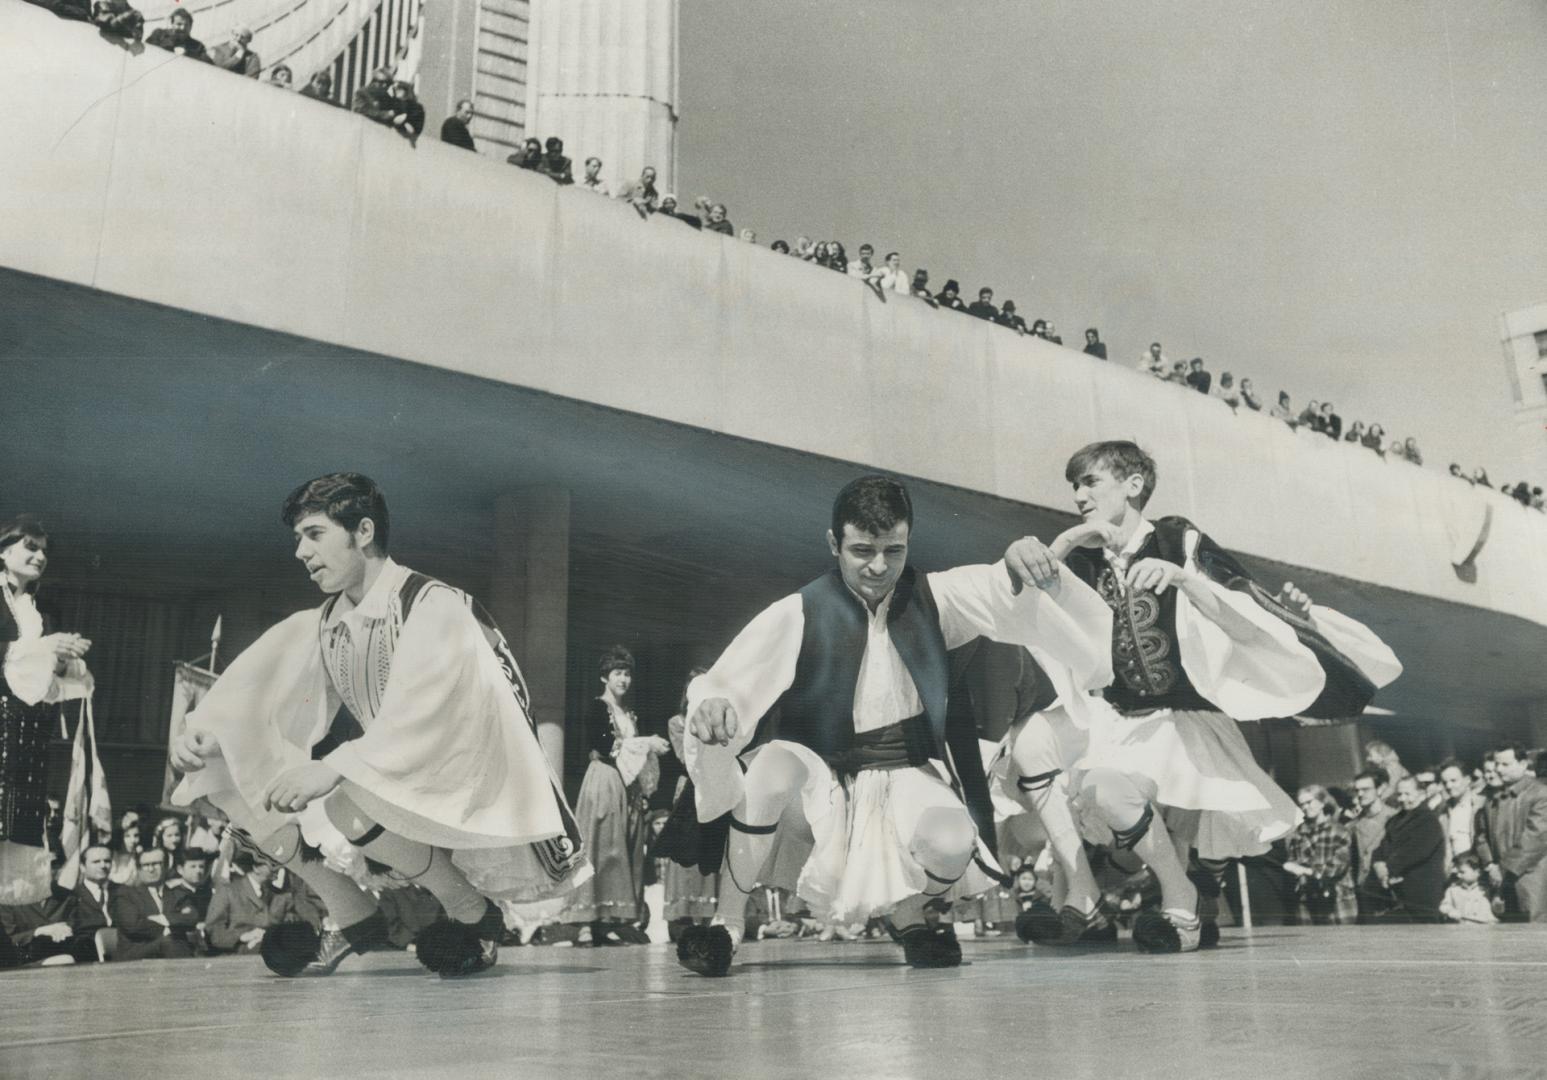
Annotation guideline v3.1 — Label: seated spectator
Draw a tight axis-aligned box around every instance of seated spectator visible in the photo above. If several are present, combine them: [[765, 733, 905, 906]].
[[933, 280, 965, 312], [1440, 853, 1497, 924], [1212, 370, 1239, 407], [109, 823, 142, 885], [300, 69, 335, 103], [151, 815, 185, 869], [352, 67, 398, 127], [267, 64, 293, 89], [0, 864, 99, 967], [770, 240, 790, 253], [538, 136, 573, 184], [1320, 401, 1344, 440], [1360, 423, 1385, 453], [146, 8, 209, 61], [387, 80, 426, 142], [614, 168, 659, 211], [91, 0, 143, 40], [847, 244, 878, 280], [1138, 341, 1167, 376], [577, 155, 609, 194], [739, 228, 758, 244], [873, 252, 909, 294], [208, 25, 260, 77], [967, 287, 999, 321], [995, 300, 1027, 333], [70, 844, 115, 947], [910, 269, 937, 305], [109, 848, 199, 960], [204, 851, 294, 954], [1043, 322, 1064, 345], [1283, 785, 1355, 924], [1083, 328, 1107, 360], [1270, 390, 1297, 427], [165, 850, 213, 922], [1185, 357, 1212, 394], [1373, 775, 1448, 922], [440, 98, 476, 151], [1239, 377, 1262, 410]]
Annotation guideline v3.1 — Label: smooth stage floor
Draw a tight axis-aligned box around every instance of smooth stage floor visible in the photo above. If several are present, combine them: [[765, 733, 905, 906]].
[[3, 925, 1544, 1080]]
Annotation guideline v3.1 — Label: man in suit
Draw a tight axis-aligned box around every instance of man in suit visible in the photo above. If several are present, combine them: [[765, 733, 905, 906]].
[[69, 843, 115, 951], [1373, 776, 1448, 921], [0, 871, 95, 966], [1477, 744, 1547, 921], [205, 852, 295, 954], [109, 848, 198, 960]]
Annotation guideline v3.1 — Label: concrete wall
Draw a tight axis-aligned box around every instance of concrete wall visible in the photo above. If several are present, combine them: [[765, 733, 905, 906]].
[[3, 1, 1546, 630]]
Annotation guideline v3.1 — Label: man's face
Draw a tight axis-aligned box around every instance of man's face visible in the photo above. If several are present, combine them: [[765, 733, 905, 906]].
[[1296, 790, 1324, 821], [1416, 771, 1441, 802], [169, 13, 191, 37], [82, 847, 112, 883], [942, 285, 957, 299], [886, 254, 900, 270], [829, 522, 910, 609], [1395, 779, 1424, 812], [585, 158, 601, 180], [456, 101, 473, 123], [137, 852, 167, 886], [1497, 750, 1530, 784], [660, 196, 677, 212], [248, 861, 274, 888], [859, 246, 873, 262], [1321, 402, 1335, 416], [1483, 759, 1501, 788], [293, 512, 371, 596], [1086, 330, 1098, 344], [1353, 777, 1379, 809], [1149, 343, 1162, 359], [642, 168, 656, 184], [1071, 463, 1141, 529], [1441, 765, 1468, 800], [708, 205, 725, 223], [1190, 358, 1203, 371], [178, 860, 209, 887], [979, 289, 993, 302]]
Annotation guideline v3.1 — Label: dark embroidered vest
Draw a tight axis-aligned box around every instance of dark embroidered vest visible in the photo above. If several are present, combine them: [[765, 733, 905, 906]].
[[764, 566, 950, 759]]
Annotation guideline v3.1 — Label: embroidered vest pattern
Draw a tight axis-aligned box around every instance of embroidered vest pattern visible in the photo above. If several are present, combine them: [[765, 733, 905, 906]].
[[1098, 565, 1179, 699]]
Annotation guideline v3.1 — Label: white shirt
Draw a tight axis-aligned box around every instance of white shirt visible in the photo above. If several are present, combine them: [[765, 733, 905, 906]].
[[320, 558, 412, 726]]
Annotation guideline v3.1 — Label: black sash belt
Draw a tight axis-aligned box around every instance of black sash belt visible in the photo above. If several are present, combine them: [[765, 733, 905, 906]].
[[821, 715, 933, 779]]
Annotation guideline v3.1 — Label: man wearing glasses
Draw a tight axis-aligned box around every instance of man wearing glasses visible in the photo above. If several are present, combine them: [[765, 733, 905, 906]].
[[108, 849, 200, 960]]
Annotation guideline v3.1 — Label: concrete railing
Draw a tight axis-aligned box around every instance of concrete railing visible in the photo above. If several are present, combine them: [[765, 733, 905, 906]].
[[3, 0, 1544, 628]]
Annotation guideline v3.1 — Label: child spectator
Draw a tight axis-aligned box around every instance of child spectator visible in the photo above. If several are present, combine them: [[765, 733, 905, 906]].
[[1440, 854, 1498, 925]]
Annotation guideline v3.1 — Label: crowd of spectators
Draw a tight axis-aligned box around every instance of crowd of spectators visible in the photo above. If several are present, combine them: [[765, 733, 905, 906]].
[[1274, 739, 1547, 926]]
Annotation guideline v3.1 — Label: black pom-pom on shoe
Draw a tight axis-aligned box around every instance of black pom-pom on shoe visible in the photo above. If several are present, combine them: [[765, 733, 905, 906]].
[[414, 914, 498, 978], [899, 924, 962, 969], [676, 924, 734, 977], [261, 921, 321, 977]]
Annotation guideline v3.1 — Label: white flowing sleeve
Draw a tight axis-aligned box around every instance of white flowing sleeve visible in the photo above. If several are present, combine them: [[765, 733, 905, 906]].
[[3, 637, 58, 706], [1305, 604, 1403, 689], [1175, 580, 1326, 721], [682, 593, 804, 821], [928, 561, 1114, 692]]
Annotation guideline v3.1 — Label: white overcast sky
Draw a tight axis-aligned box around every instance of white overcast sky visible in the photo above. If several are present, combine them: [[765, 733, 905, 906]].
[[676, 0, 1545, 477]]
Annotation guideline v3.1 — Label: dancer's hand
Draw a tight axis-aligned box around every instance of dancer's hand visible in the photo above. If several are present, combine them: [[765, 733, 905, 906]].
[[1053, 520, 1121, 554], [1125, 558, 1185, 593], [1275, 581, 1313, 617], [44, 632, 91, 661], [170, 729, 222, 773], [262, 762, 342, 813], [647, 735, 671, 755], [689, 698, 738, 746], [1004, 536, 1062, 594]]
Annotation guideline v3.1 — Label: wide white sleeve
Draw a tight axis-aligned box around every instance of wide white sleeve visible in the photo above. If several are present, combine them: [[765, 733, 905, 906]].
[[682, 593, 804, 821], [1305, 604, 1403, 689], [928, 561, 1114, 692], [1175, 579, 1326, 721]]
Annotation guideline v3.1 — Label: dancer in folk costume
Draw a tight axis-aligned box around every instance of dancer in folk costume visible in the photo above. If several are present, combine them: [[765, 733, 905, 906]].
[[0, 517, 94, 907], [172, 474, 588, 978], [995, 441, 1400, 952], [561, 645, 667, 943], [659, 668, 720, 936], [673, 475, 1112, 976]]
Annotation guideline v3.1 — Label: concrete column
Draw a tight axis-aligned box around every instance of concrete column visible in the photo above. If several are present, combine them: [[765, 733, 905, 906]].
[[490, 488, 571, 778], [526, 0, 678, 192]]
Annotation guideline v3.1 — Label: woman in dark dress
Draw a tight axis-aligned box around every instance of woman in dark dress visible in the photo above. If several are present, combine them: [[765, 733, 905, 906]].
[[561, 646, 667, 944], [0, 517, 92, 904]]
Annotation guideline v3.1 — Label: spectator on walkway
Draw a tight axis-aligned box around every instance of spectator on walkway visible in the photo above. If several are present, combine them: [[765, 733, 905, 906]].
[[1344, 420, 1366, 445], [1083, 328, 1107, 360], [847, 244, 877, 280], [507, 137, 543, 170], [825, 240, 848, 272], [91, 0, 143, 41], [1471, 467, 1492, 488], [995, 301, 1027, 333], [146, 8, 210, 61], [739, 228, 758, 244], [1448, 463, 1466, 480], [300, 69, 334, 103], [1319, 401, 1344, 440], [352, 67, 397, 127], [1373, 775, 1448, 922], [1476, 744, 1547, 921], [1400, 437, 1423, 465], [577, 156, 609, 194], [1213, 371, 1240, 408], [1283, 785, 1355, 924], [209, 25, 260, 77], [34, 0, 92, 22], [770, 240, 790, 253], [387, 80, 425, 141], [1440, 854, 1498, 924], [1299, 399, 1323, 432], [967, 287, 999, 321], [910, 269, 936, 305], [109, 848, 198, 960], [1043, 322, 1064, 345], [204, 852, 293, 954], [1349, 768, 1395, 922], [538, 137, 573, 184], [936, 279, 967, 313], [1138, 341, 1166, 377], [267, 64, 293, 89], [1165, 359, 1190, 386], [1029, 318, 1049, 339], [704, 203, 734, 236], [1239, 377, 1262, 410], [874, 252, 909, 294], [1270, 390, 1297, 426], [440, 98, 476, 151], [614, 167, 658, 211], [1185, 357, 1212, 394], [1360, 423, 1385, 453]]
